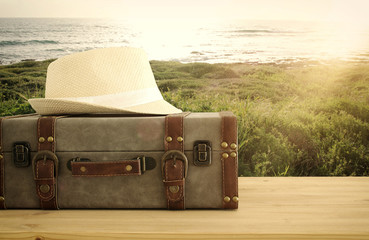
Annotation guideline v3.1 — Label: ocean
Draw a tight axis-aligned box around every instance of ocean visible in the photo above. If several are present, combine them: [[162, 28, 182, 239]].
[[1, 18, 369, 64]]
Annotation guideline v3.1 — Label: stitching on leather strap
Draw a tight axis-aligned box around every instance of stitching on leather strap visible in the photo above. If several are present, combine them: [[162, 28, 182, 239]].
[[71, 160, 141, 177], [0, 117, 5, 209], [163, 113, 188, 210], [220, 112, 239, 209], [35, 116, 59, 210]]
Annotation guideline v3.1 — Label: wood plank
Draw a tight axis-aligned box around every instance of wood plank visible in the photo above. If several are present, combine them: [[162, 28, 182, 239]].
[[0, 177, 369, 240]]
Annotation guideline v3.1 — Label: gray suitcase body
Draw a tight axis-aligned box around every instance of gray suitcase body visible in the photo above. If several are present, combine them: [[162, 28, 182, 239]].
[[0, 112, 238, 209]]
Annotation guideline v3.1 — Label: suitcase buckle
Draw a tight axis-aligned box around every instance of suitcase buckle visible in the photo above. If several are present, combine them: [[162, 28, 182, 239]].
[[161, 150, 188, 179], [32, 150, 59, 178]]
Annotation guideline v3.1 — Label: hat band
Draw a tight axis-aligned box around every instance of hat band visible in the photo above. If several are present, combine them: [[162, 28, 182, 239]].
[[57, 87, 164, 108]]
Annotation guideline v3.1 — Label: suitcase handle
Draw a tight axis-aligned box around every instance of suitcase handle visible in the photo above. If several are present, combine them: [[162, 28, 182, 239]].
[[70, 156, 156, 177]]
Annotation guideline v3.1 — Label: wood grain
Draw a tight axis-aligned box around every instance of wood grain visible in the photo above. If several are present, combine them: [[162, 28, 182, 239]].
[[0, 177, 368, 240]]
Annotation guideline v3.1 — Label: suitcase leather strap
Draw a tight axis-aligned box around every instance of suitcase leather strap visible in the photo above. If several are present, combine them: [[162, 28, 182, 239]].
[[220, 112, 239, 209], [162, 114, 187, 210], [0, 117, 6, 209], [71, 160, 142, 177], [0, 114, 37, 209], [33, 116, 59, 210]]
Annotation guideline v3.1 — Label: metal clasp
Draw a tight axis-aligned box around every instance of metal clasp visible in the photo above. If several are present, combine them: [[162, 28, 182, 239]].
[[138, 156, 157, 173], [193, 140, 212, 166], [12, 142, 31, 167], [161, 150, 188, 179], [66, 157, 91, 171]]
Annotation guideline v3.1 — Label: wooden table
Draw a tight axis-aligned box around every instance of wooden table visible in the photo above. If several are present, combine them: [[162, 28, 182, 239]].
[[1, 177, 369, 239]]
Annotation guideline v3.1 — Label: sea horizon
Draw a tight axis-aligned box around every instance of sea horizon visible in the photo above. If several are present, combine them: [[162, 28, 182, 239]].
[[1, 17, 369, 65]]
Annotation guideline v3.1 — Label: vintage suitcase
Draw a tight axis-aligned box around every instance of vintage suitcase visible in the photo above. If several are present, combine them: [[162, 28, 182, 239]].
[[0, 112, 238, 210]]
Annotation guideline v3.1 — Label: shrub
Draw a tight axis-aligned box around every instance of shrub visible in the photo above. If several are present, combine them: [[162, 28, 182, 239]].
[[1, 59, 369, 176]]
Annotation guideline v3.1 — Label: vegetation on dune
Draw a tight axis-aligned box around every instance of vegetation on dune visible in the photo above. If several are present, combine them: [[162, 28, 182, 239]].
[[0, 60, 53, 115], [1, 59, 369, 176]]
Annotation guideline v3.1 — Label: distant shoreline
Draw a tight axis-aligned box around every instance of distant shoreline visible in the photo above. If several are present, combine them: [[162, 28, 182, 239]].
[[1, 58, 369, 67], [2, 18, 369, 65]]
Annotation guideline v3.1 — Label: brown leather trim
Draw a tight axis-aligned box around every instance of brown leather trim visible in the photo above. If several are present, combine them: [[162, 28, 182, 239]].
[[165, 114, 184, 151], [163, 179, 184, 186], [38, 117, 56, 152], [0, 117, 5, 209], [0, 114, 37, 210], [163, 159, 185, 207], [36, 116, 58, 210], [71, 160, 141, 177], [220, 112, 239, 209], [163, 113, 188, 210], [34, 161, 57, 202]]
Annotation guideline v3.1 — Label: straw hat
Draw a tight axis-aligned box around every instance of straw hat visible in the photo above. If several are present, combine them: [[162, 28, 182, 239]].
[[28, 47, 182, 115]]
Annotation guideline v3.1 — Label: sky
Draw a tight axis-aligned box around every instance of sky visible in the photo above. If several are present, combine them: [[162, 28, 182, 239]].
[[0, 0, 369, 25]]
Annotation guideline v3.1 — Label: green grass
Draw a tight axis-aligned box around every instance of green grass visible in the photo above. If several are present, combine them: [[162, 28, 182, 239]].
[[1, 59, 369, 176], [0, 59, 54, 115]]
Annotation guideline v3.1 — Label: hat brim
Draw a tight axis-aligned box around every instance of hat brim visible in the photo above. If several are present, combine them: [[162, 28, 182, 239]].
[[28, 98, 182, 115]]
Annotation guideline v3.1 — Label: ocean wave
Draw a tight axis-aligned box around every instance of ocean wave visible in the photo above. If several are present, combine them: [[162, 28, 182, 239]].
[[0, 40, 59, 46], [232, 29, 300, 34], [46, 48, 66, 52], [234, 29, 274, 33]]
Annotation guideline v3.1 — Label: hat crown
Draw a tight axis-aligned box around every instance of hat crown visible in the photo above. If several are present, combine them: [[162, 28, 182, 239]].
[[45, 47, 157, 98], [28, 47, 182, 115]]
